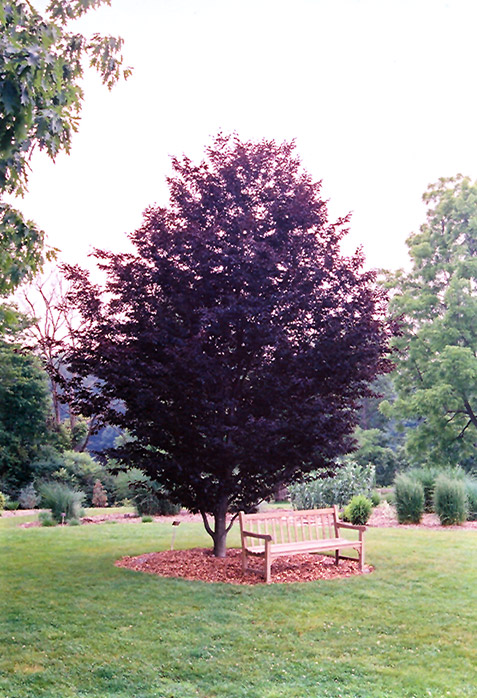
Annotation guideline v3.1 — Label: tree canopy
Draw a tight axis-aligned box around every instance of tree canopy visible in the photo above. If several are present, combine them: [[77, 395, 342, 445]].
[[0, 0, 131, 296], [64, 134, 393, 555], [385, 175, 477, 469], [0, 340, 52, 492]]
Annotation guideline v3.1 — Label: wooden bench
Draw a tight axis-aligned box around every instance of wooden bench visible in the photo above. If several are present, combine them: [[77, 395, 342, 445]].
[[239, 506, 365, 583]]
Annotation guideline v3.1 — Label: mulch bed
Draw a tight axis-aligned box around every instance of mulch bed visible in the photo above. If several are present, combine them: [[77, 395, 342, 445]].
[[115, 547, 370, 585]]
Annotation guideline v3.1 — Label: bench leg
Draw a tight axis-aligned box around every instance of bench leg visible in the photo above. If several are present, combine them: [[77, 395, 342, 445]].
[[335, 549, 340, 565], [358, 542, 365, 572], [241, 546, 248, 573], [265, 541, 272, 584]]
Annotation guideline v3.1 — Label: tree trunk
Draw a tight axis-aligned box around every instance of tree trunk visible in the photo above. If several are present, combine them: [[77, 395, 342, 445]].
[[212, 507, 228, 557], [201, 497, 230, 558]]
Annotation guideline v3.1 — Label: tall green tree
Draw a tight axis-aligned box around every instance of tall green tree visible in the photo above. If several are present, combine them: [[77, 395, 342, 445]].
[[0, 0, 131, 296], [0, 341, 52, 492], [385, 175, 477, 468]]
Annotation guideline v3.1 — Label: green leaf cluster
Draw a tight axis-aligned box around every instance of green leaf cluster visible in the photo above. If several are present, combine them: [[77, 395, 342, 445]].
[[0, 0, 131, 298], [387, 175, 477, 468], [0, 340, 52, 491]]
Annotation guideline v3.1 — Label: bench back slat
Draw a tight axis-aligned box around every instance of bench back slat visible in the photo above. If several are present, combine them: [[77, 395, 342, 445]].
[[240, 508, 339, 547]]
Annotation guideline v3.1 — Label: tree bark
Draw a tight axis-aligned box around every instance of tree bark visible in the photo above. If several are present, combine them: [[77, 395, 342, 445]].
[[200, 496, 230, 557], [213, 506, 228, 558], [212, 494, 230, 557]]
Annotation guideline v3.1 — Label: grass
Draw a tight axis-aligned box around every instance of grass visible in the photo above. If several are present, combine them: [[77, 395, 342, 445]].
[[1, 512, 476, 697]]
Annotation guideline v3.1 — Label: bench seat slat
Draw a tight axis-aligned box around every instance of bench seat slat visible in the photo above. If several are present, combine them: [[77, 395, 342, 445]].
[[243, 537, 360, 556]]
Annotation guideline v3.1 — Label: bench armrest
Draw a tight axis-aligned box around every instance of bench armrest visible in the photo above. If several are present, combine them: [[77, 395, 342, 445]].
[[241, 529, 273, 542], [336, 521, 367, 533]]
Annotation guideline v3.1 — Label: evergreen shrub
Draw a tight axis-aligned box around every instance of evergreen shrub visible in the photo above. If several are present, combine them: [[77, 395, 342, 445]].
[[342, 495, 372, 525], [92, 479, 108, 507], [394, 474, 424, 524], [434, 475, 467, 525], [0, 491, 5, 511], [132, 479, 181, 516]]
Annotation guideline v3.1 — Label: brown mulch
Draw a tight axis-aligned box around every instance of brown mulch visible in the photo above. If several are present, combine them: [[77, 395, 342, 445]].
[[115, 547, 371, 585]]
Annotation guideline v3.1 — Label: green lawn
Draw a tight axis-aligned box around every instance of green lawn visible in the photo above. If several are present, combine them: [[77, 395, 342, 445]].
[[1, 512, 476, 698]]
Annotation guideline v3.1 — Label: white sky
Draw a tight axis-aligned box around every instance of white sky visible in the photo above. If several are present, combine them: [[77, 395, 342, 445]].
[[15, 0, 477, 272]]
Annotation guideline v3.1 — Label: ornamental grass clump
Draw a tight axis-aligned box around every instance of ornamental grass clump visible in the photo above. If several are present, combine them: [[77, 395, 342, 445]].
[[433, 474, 467, 525], [395, 474, 424, 524], [39, 482, 84, 523], [464, 478, 477, 521], [407, 467, 438, 512]]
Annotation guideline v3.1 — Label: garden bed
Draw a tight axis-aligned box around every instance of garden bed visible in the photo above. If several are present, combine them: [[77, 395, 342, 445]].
[[115, 547, 371, 585]]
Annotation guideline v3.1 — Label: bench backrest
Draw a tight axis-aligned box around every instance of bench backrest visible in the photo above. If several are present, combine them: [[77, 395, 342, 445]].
[[239, 507, 339, 547]]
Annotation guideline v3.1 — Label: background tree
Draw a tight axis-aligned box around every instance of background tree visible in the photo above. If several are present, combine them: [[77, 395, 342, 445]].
[[352, 375, 408, 485], [0, 0, 131, 299], [0, 340, 52, 493], [18, 271, 98, 450], [64, 134, 393, 556], [385, 175, 477, 469]]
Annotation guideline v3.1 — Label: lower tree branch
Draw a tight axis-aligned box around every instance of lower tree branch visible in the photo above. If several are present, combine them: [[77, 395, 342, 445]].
[[200, 509, 214, 538], [462, 396, 477, 429], [226, 511, 238, 534]]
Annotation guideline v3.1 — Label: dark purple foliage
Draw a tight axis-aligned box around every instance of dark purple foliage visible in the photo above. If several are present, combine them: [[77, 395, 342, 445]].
[[63, 134, 392, 555]]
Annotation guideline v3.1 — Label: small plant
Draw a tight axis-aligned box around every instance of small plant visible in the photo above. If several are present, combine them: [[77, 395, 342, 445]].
[[68, 519, 81, 526], [342, 495, 372, 525], [434, 474, 467, 525], [394, 474, 424, 524], [39, 482, 85, 523], [0, 491, 5, 511], [38, 511, 55, 527], [4, 497, 19, 510], [141, 515, 153, 523], [18, 483, 40, 509], [370, 490, 381, 507], [118, 497, 133, 507], [92, 479, 108, 507]]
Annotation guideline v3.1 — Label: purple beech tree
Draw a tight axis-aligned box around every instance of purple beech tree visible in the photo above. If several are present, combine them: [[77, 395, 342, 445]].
[[63, 135, 393, 556]]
